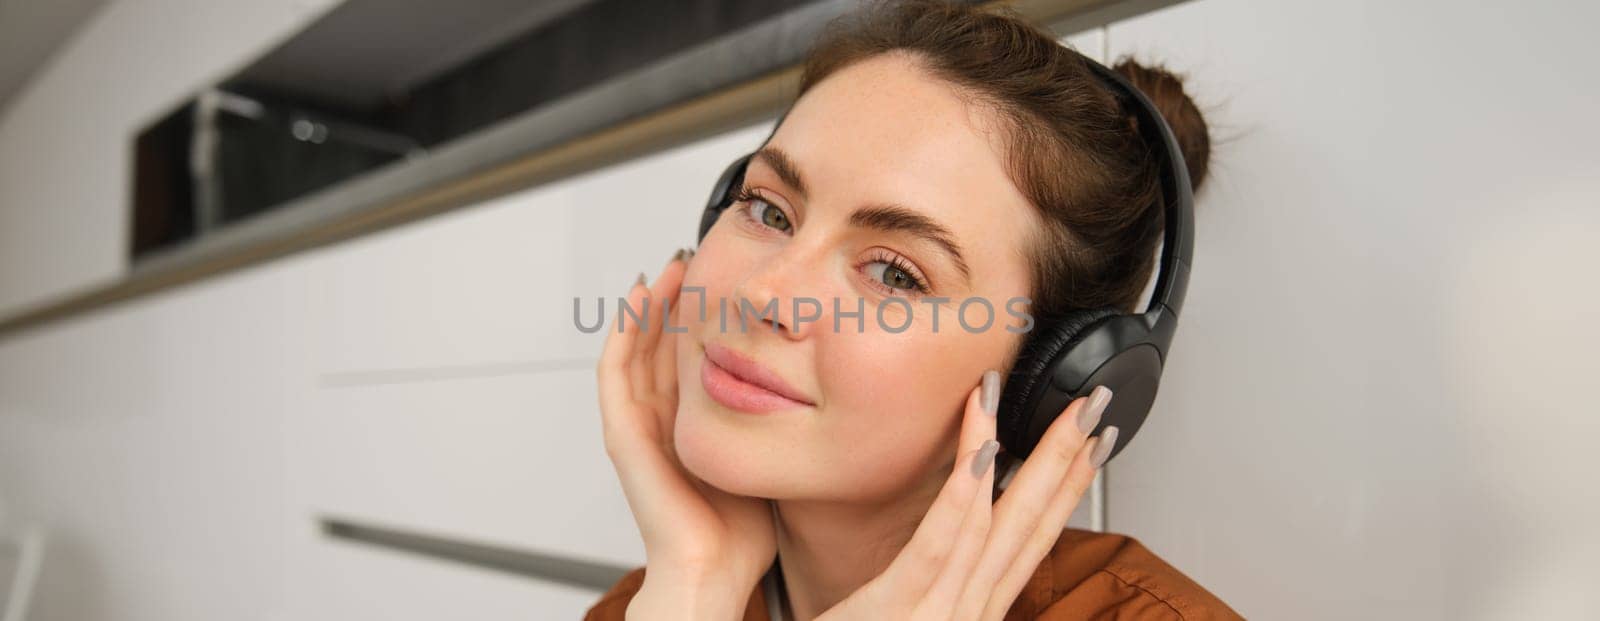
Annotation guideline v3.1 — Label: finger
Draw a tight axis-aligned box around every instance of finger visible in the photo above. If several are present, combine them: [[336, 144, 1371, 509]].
[[598, 273, 652, 454], [954, 385, 1112, 619], [596, 274, 701, 530], [646, 251, 691, 455], [630, 251, 688, 403], [980, 432, 1109, 621], [596, 267, 724, 554], [653, 254, 689, 407], [885, 370, 1001, 598], [652, 302, 682, 454], [916, 373, 1001, 615]]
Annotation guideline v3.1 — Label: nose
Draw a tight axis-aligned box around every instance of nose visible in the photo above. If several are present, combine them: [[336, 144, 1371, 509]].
[[731, 245, 829, 341]]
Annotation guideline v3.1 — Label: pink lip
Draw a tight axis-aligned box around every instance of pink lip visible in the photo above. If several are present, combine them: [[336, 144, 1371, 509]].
[[700, 341, 814, 414]]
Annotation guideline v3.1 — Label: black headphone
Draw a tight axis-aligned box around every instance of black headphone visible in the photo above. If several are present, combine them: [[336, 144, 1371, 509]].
[[695, 51, 1193, 466]]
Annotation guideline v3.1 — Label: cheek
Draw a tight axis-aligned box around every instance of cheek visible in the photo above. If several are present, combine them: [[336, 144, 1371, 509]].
[[673, 336, 742, 487], [812, 330, 989, 496]]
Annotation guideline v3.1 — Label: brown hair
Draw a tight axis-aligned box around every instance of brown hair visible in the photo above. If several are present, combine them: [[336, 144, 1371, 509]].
[[796, 0, 1212, 346]]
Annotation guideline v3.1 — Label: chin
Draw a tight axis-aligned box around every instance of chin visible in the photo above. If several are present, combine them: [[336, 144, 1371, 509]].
[[674, 403, 792, 499]]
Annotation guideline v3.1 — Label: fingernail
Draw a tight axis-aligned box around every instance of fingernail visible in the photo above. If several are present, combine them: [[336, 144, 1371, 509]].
[[667, 248, 686, 266], [635, 272, 647, 287], [685, 247, 697, 261], [1077, 385, 1113, 434], [1089, 426, 1119, 469], [980, 370, 1001, 416], [971, 439, 1000, 478]]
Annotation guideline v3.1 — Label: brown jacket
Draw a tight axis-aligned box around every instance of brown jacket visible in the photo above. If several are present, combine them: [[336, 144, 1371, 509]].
[[583, 528, 1242, 620]]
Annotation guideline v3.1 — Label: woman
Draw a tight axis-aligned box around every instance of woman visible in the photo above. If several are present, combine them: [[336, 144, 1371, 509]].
[[587, 0, 1238, 618]]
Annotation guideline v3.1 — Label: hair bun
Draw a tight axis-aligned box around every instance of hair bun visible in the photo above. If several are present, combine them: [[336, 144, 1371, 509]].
[[1112, 58, 1211, 193]]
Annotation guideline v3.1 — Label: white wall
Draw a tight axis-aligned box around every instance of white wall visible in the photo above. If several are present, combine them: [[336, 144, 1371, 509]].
[[1101, 0, 1600, 619], [2, 0, 1599, 619]]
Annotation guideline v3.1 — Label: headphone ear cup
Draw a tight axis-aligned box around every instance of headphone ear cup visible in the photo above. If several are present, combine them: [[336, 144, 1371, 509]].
[[997, 307, 1125, 457]]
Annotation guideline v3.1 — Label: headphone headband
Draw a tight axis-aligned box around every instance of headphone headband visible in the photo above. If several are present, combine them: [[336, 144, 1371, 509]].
[[1078, 57, 1194, 352]]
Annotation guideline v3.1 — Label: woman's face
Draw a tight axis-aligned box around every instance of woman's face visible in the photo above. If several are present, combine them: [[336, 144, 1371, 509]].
[[674, 52, 1039, 502]]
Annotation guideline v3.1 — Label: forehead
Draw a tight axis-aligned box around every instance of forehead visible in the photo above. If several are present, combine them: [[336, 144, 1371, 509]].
[[775, 53, 1015, 197], [765, 52, 1038, 282]]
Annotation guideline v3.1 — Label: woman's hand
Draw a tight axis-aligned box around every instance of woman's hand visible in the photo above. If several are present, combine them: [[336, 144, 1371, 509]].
[[817, 373, 1117, 621], [597, 248, 778, 620]]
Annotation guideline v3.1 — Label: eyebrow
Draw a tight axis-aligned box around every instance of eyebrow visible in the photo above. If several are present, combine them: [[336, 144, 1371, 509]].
[[752, 146, 972, 285], [850, 205, 972, 284], [753, 147, 809, 198]]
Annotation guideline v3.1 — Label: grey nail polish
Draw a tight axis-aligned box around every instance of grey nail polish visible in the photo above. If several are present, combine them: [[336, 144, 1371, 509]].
[[667, 248, 686, 266], [980, 370, 1001, 416], [1077, 385, 1113, 434], [971, 439, 1000, 478], [635, 272, 647, 287], [1089, 426, 1119, 469]]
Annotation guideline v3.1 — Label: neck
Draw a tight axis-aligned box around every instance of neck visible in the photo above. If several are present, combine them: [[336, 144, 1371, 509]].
[[770, 466, 950, 620]]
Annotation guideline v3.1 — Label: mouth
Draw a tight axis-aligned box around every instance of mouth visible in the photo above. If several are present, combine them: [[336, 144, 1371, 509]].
[[700, 341, 815, 414]]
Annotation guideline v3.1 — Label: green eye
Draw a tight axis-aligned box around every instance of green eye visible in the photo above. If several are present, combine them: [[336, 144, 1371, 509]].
[[882, 265, 913, 289], [864, 260, 927, 294], [752, 201, 791, 232]]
